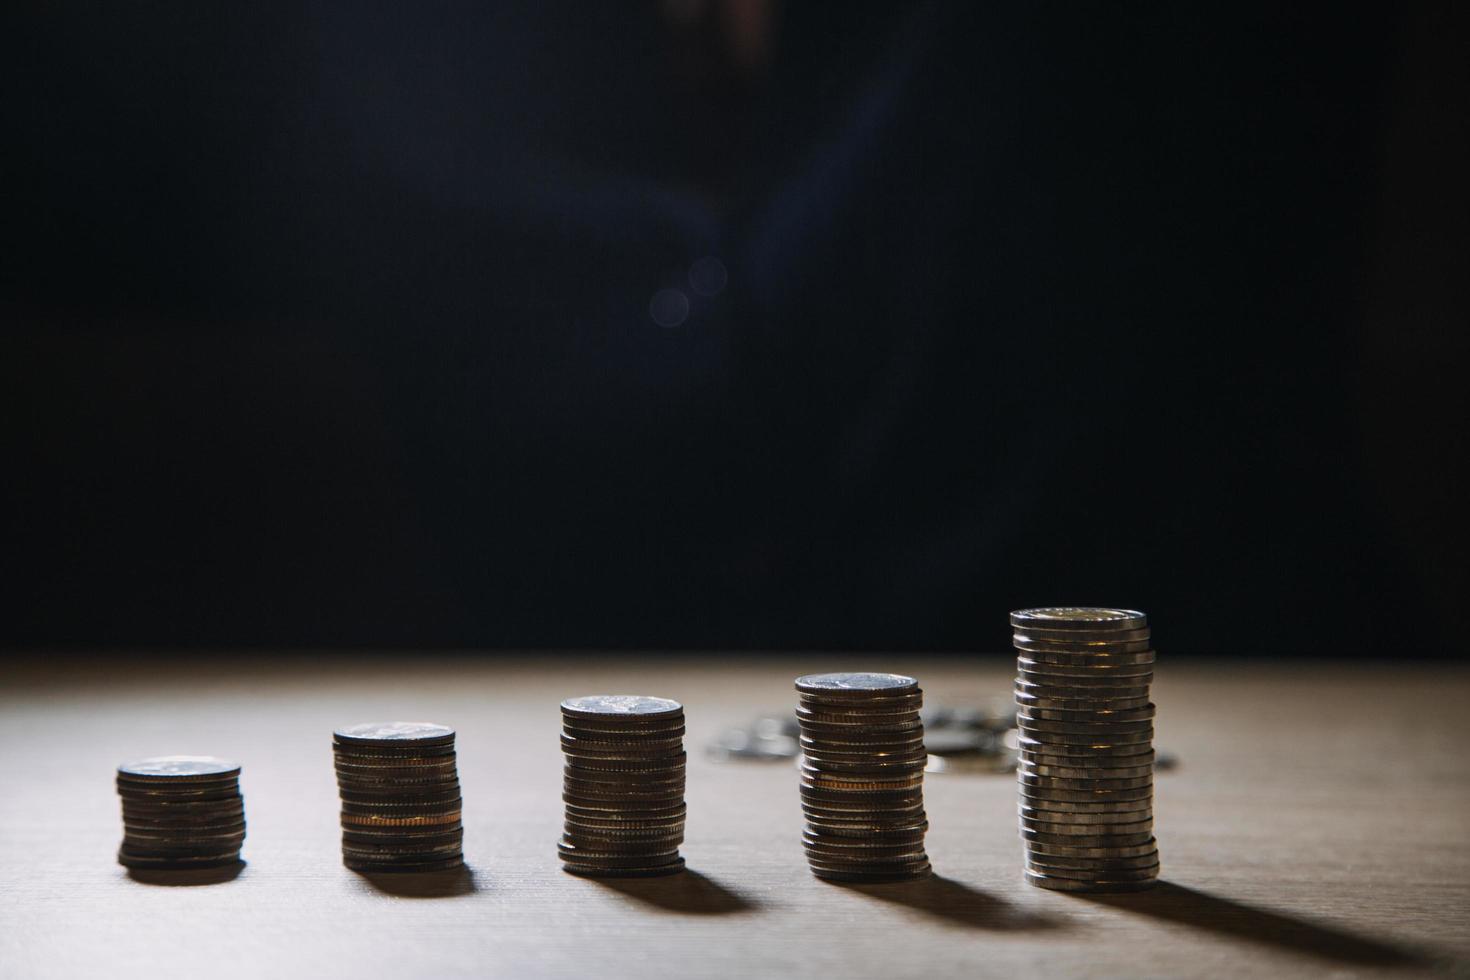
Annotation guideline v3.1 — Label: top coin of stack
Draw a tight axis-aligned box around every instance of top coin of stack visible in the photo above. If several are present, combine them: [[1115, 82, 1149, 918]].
[[333, 722, 464, 873], [1010, 607, 1159, 892], [559, 695, 687, 877], [116, 756, 246, 870], [795, 672, 931, 882]]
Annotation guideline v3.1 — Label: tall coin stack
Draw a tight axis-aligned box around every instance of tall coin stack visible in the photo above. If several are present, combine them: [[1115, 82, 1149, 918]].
[[559, 695, 687, 877], [795, 672, 931, 882], [1011, 607, 1159, 892], [116, 756, 246, 870], [333, 722, 464, 872]]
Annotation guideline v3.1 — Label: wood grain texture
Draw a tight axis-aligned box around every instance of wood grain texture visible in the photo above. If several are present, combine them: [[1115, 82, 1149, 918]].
[[2, 654, 1468, 979]]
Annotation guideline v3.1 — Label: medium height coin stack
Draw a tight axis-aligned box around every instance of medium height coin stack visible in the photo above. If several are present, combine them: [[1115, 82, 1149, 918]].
[[559, 695, 687, 877], [116, 756, 246, 870], [333, 722, 464, 872], [795, 672, 931, 882], [1012, 607, 1159, 892]]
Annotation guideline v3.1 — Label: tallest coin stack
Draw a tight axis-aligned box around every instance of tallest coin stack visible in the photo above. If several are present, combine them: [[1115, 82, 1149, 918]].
[[1011, 608, 1159, 892]]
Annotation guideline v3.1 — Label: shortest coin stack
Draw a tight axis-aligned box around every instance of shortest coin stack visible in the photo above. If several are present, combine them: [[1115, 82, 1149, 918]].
[[333, 722, 464, 873], [1011, 607, 1159, 893], [796, 672, 931, 882], [116, 756, 246, 870], [560, 695, 687, 877]]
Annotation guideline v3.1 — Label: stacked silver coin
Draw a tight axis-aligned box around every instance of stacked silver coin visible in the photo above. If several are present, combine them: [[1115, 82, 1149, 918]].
[[1012, 607, 1159, 892], [116, 756, 245, 870], [795, 672, 931, 882], [559, 695, 687, 877], [333, 722, 464, 872]]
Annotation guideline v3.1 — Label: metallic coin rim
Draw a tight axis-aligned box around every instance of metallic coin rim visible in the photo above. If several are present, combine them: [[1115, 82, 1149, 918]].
[[333, 722, 455, 745], [1009, 608, 1147, 630], [794, 673, 919, 696]]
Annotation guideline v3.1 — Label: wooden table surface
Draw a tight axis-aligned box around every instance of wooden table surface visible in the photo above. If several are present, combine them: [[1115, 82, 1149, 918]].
[[3, 654, 1468, 979]]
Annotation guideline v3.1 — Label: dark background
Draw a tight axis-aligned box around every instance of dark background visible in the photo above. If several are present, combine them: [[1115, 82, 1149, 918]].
[[5, 3, 1465, 654]]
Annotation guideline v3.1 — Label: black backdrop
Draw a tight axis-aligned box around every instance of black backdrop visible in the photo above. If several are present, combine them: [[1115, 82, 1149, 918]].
[[5, 3, 1464, 654]]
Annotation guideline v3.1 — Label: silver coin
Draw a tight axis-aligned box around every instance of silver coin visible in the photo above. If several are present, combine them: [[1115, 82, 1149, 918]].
[[1025, 861, 1160, 882], [800, 771, 924, 792], [1023, 868, 1157, 892], [1024, 845, 1160, 866], [1019, 774, 1154, 794], [562, 858, 686, 878], [795, 673, 919, 696], [560, 695, 684, 721], [1018, 804, 1152, 825], [1017, 752, 1152, 775], [1013, 637, 1155, 658], [1017, 728, 1152, 752], [1025, 847, 1160, 867], [793, 708, 917, 725], [1015, 674, 1152, 693], [1020, 755, 1156, 777], [118, 756, 240, 780], [1016, 696, 1153, 715], [1017, 715, 1154, 735], [1019, 649, 1156, 667], [1019, 744, 1154, 764], [1020, 816, 1154, 838], [1020, 827, 1155, 847], [1015, 693, 1153, 712], [1017, 735, 1154, 756], [1016, 657, 1155, 678], [1020, 785, 1153, 804], [1017, 703, 1156, 723], [1013, 729, 1154, 747], [1016, 688, 1152, 708], [334, 722, 455, 745], [1017, 795, 1152, 815], [1015, 689, 1153, 710], [1010, 608, 1148, 630], [1013, 625, 1151, 644], [1019, 760, 1153, 780]]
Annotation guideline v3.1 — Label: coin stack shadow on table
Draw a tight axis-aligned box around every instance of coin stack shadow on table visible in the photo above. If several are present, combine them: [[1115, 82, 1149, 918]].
[[559, 695, 688, 877], [333, 722, 465, 873], [795, 673, 931, 882], [116, 756, 246, 870], [1011, 607, 1159, 892]]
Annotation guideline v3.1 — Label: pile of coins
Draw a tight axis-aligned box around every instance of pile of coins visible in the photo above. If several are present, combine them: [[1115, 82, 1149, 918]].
[[559, 695, 687, 877], [1011, 608, 1159, 892], [116, 756, 246, 870], [333, 722, 464, 873], [795, 672, 931, 882]]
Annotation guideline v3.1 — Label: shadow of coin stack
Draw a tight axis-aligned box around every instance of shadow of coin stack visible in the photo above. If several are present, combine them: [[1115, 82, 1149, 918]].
[[116, 756, 246, 870], [795, 672, 931, 882], [1011, 607, 1159, 892], [559, 695, 687, 877], [333, 722, 464, 873]]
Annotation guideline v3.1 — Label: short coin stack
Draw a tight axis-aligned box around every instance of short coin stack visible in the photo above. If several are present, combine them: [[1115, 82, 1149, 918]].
[[1011, 607, 1159, 892], [795, 672, 931, 882], [333, 722, 464, 872], [559, 695, 687, 877], [116, 756, 246, 870]]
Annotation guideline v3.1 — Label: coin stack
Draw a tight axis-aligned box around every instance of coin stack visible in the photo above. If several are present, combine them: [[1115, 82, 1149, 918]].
[[116, 756, 246, 870], [1011, 607, 1159, 892], [795, 672, 931, 882], [333, 722, 464, 873], [559, 695, 687, 877]]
